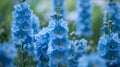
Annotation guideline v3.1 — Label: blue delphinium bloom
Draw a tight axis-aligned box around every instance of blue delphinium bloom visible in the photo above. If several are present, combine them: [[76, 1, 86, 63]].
[[11, 2, 34, 54], [49, 49, 68, 67], [0, 42, 17, 67], [52, 0, 66, 19], [74, 39, 87, 56], [34, 28, 50, 67], [47, 11, 69, 66], [49, 37, 69, 50], [104, 1, 120, 37], [67, 39, 87, 67], [76, 0, 93, 37], [51, 24, 68, 38], [67, 41, 78, 67], [78, 53, 107, 67], [48, 14, 68, 38], [97, 33, 120, 65], [31, 14, 40, 34], [98, 12, 120, 66]]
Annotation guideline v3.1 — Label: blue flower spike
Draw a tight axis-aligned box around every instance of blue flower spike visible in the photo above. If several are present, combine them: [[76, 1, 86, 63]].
[[98, 12, 120, 66], [76, 0, 93, 37]]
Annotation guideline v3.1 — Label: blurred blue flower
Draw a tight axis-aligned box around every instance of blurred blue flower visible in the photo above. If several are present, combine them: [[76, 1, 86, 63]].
[[31, 14, 40, 34], [97, 33, 120, 65], [74, 39, 87, 55], [67, 45, 75, 59], [52, 0, 66, 19], [67, 39, 87, 67], [0, 42, 17, 67], [76, 0, 93, 37], [78, 54, 107, 67], [104, 1, 120, 37]]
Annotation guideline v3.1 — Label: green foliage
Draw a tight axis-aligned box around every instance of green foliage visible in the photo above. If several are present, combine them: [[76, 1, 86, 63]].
[[0, 0, 14, 43], [14, 48, 37, 67], [91, 4, 103, 52]]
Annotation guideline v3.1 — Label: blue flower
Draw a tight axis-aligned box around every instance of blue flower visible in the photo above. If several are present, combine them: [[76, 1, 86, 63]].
[[31, 14, 40, 34], [52, 0, 66, 19], [67, 42, 76, 59], [48, 14, 68, 38], [76, 0, 92, 37], [0, 42, 17, 67], [13, 2, 32, 18], [49, 37, 69, 50], [51, 24, 68, 38], [104, 1, 120, 37], [34, 28, 50, 66], [78, 54, 107, 67], [11, 2, 34, 55], [69, 39, 88, 60], [97, 34, 109, 56], [67, 39, 88, 67], [97, 33, 120, 65], [48, 7, 69, 67], [35, 30, 50, 54], [49, 49, 68, 67], [74, 39, 87, 54]]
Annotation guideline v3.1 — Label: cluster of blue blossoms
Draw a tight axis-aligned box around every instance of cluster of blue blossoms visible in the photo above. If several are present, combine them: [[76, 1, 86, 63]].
[[76, 0, 92, 37], [97, 1, 120, 67], [98, 16, 120, 67], [67, 39, 87, 67], [104, 0, 120, 37], [47, 12, 88, 67], [1, 0, 120, 67], [11, 2, 40, 55], [47, 13, 69, 67], [98, 32, 120, 66], [34, 28, 50, 67]]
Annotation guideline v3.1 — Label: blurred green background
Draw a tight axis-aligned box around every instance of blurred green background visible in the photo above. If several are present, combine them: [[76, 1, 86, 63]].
[[0, 0, 120, 52]]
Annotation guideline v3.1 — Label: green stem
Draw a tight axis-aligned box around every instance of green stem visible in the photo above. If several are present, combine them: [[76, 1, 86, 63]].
[[22, 44, 26, 67]]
